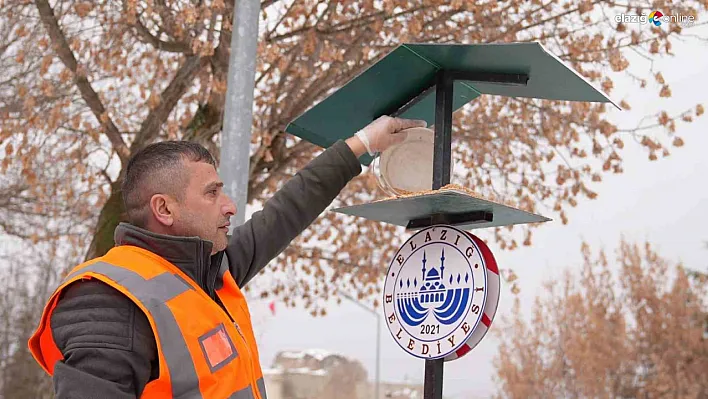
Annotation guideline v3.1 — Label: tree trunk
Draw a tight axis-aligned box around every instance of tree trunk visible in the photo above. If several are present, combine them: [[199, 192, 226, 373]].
[[84, 180, 126, 261]]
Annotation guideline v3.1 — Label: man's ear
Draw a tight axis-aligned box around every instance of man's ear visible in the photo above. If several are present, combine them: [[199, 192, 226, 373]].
[[149, 194, 175, 227]]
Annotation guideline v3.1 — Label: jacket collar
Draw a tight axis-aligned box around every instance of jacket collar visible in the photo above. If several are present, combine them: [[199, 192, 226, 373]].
[[113, 222, 220, 295]]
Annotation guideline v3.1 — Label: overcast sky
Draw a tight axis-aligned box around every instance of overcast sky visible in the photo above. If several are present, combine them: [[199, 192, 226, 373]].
[[241, 20, 708, 399]]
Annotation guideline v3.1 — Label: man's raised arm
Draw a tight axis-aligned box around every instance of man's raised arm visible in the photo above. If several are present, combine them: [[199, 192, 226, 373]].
[[225, 116, 426, 286]]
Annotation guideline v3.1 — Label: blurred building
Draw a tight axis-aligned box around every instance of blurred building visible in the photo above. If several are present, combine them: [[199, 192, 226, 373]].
[[262, 349, 423, 399]]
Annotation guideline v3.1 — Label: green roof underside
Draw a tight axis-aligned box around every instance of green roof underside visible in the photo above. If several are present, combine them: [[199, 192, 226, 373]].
[[332, 189, 551, 231], [285, 42, 618, 165]]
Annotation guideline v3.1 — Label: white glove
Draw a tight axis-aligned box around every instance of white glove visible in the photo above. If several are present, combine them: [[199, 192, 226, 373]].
[[355, 116, 428, 156]]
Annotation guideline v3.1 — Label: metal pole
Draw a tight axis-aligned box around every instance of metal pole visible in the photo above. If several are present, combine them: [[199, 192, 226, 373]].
[[221, 0, 260, 227], [432, 70, 454, 190], [341, 293, 381, 398], [423, 69, 454, 399]]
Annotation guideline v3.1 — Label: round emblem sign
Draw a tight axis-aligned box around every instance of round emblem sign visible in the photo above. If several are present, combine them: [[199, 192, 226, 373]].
[[444, 231, 501, 361], [383, 225, 488, 360]]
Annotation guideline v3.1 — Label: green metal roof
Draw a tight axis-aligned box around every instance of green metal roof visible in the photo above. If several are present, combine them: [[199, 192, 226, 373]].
[[285, 42, 618, 165]]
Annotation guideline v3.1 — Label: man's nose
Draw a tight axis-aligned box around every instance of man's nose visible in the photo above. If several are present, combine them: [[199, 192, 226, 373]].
[[223, 195, 237, 217]]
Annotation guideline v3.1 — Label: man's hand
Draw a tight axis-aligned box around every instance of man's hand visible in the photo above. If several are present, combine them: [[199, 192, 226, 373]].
[[345, 116, 427, 158]]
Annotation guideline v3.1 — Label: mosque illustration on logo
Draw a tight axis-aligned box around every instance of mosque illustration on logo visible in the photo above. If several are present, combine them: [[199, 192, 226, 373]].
[[396, 248, 471, 327]]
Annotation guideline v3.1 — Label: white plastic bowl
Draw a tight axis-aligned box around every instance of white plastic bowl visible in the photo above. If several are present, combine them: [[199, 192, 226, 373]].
[[373, 127, 452, 196]]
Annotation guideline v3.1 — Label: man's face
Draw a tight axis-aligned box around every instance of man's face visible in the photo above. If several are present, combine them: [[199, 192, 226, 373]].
[[170, 160, 236, 254]]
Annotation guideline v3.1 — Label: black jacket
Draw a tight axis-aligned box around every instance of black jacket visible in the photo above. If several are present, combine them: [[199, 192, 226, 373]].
[[48, 140, 362, 398]]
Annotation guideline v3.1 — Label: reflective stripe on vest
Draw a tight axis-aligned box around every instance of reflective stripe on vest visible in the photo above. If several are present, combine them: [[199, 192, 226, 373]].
[[66, 262, 264, 399], [66, 262, 204, 398], [257, 378, 267, 399], [218, 256, 267, 399], [226, 378, 266, 399]]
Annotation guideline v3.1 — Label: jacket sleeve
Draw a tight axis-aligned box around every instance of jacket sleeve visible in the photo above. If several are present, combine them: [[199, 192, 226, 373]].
[[226, 139, 362, 287], [50, 280, 157, 399]]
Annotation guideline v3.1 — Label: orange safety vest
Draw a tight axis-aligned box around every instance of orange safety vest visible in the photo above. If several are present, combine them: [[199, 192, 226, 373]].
[[28, 244, 267, 399]]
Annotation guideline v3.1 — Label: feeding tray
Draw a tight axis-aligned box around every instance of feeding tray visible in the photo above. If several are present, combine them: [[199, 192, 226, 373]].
[[332, 186, 550, 231], [282, 41, 620, 399]]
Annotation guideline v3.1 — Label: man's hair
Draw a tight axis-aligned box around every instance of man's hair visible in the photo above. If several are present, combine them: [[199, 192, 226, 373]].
[[121, 140, 216, 228]]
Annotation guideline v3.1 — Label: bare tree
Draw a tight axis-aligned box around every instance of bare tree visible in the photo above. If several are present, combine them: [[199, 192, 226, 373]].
[[0, 239, 71, 398], [494, 239, 708, 399]]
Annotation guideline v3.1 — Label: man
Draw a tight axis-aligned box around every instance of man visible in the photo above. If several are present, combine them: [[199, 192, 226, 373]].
[[28, 116, 426, 399]]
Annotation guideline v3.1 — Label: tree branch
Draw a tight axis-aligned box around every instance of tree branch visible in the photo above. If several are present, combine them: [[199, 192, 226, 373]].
[[154, 0, 185, 42], [131, 19, 192, 54], [212, 22, 231, 73], [261, 0, 280, 10], [265, 0, 300, 41], [266, 5, 428, 43], [0, 94, 63, 114], [487, 6, 581, 43], [130, 55, 206, 152], [247, 139, 313, 202], [34, 0, 130, 164]]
